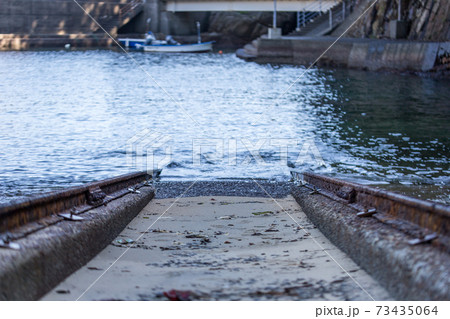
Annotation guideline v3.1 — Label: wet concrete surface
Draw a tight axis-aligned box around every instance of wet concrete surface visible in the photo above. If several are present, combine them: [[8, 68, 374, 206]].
[[153, 180, 292, 199], [43, 196, 391, 301]]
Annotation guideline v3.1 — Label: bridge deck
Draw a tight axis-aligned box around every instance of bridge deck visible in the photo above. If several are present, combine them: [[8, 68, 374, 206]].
[[166, 0, 340, 12]]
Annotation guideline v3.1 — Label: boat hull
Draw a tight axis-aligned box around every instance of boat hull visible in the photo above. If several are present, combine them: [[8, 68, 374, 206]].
[[118, 38, 145, 48], [139, 42, 213, 53]]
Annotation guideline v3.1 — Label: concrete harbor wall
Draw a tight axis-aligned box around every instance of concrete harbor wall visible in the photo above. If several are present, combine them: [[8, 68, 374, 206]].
[[235, 0, 449, 73], [0, 0, 300, 50], [0, 0, 121, 34], [244, 37, 449, 73], [0, 0, 139, 50]]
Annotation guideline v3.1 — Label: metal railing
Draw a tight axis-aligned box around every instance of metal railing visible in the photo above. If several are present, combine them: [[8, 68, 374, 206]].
[[295, 0, 343, 32], [296, 10, 320, 30], [328, 0, 356, 31], [295, 0, 357, 33]]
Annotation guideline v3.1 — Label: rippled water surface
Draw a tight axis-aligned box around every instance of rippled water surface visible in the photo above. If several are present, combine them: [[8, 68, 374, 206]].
[[0, 50, 449, 204]]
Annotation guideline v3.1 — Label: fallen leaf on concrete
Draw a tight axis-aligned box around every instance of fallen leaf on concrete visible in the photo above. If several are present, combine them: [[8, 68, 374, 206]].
[[331, 279, 346, 284], [252, 211, 273, 216], [219, 215, 234, 220], [201, 238, 211, 244], [152, 229, 170, 233], [159, 246, 180, 251], [163, 289, 193, 301], [56, 289, 70, 294], [87, 267, 102, 271], [185, 234, 208, 239]]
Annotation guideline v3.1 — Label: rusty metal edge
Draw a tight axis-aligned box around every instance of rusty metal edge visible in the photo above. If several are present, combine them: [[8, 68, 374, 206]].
[[294, 171, 450, 236], [302, 172, 450, 216], [0, 183, 155, 300], [291, 185, 450, 300], [0, 171, 151, 232]]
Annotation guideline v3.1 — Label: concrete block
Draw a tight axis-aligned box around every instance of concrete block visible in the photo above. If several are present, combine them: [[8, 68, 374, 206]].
[[389, 20, 409, 39], [292, 39, 331, 66], [437, 42, 450, 56], [31, 1, 54, 15], [30, 15, 63, 33], [10, 14, 30, 33], [348, 43, 369, 69], [0, 1, 10, 15], [268, 27, 281, 39], [9, 1, 31, 15], [0, 14, 11, 33], [325, 41, 353, 67], [364, 42, 386, 70], [421, 42, 439, 71]]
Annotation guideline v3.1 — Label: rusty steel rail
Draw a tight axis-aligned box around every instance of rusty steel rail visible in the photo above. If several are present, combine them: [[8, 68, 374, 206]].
[[0, 171, 151, 233], [292, 171, 450, 238]]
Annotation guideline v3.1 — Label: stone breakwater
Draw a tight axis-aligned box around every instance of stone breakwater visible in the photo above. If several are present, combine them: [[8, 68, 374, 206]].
[[237, 36, 450, 74]]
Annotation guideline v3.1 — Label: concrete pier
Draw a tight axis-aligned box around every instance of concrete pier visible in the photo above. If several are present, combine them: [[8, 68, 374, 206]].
[[237, 36, 450, 73], [43, 195, 391, 301], [1, 177, 449, 300]]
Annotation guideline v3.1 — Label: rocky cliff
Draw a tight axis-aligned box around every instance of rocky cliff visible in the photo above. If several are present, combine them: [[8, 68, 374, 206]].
[[342, 0, 449, 41], [206, 12, 296, 48]]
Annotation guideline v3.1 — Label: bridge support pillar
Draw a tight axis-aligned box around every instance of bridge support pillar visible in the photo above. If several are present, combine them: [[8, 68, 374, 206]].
[[144, 0, 162, 32], [268, 28, 282, 39]]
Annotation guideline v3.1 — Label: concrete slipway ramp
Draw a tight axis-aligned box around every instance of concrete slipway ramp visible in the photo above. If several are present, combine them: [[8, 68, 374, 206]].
[[0, 173, 449, 300]]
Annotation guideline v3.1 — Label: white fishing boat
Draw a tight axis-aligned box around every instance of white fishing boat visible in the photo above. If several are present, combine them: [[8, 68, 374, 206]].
[[136, 41, 213, 53], [121, 22, 213, 53]]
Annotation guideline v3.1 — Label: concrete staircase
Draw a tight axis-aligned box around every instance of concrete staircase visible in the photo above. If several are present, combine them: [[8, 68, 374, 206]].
[[289, 1, 346, 37], [236, 38, 260, 60], [236, 1, 353, 60], [94, 0, 144, 35], [0, 0, 145, 50]]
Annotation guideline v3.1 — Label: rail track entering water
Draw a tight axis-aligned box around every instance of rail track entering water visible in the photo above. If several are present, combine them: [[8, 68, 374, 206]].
[[0, 172, 449, 300]]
